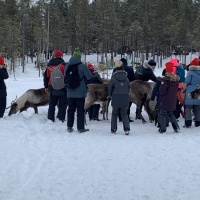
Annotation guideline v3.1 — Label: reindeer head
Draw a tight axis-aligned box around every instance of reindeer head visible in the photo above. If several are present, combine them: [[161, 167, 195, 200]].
[[6, 96, 18, 116]]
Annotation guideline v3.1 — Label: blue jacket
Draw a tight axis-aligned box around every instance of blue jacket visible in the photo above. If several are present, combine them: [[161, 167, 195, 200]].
[[65, 57, 92, 98], [185, 65, 200, 105], [0, 68, 9, 97], [151, 80, 161, 107]]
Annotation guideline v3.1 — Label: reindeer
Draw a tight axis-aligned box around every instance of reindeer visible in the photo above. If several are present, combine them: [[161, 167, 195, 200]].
[[84, 83, 110, 121], [7, 88, 50, 116], [84, 80, 156, 124], [129, 80, 156, 123]]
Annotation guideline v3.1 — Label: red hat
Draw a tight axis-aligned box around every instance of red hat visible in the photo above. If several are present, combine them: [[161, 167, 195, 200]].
[[53, 50, 63, 57], [0, 56, 5, 65], [190, 58, 199, 66], [170, 58, 179, 67], [165, 62, 174, 73], [87, 63, 95, 70]]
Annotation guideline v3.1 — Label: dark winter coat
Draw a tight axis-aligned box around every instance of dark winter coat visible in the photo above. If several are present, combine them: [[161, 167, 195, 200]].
[[185, 65, 200, 106], [65, 56, 92, 98], [135, 61, 157, 82], [0, 67, 9, 97], [150, 80, 161, 107], [88, 73, 103, 84], [108, 70, 130, 107], [157, 73, 179, 111]]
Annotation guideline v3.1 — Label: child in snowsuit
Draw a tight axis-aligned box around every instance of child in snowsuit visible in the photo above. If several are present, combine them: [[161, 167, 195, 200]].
[[108, 61, 130, 135]]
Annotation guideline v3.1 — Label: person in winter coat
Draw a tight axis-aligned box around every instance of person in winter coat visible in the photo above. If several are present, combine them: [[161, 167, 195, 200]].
[[157, 62, 180, 133], [0, 56, 9, 118], [43, 50, 67, 122], [112, 58, 135, 122], [65, 48, 92, 133], [108, 60, 130, 135], [135, 59, 157, 83], [184, 58, 200, 128], [87, 64, 103, 121]]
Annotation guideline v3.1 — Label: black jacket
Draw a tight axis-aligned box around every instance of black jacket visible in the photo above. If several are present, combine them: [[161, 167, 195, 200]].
[[135, 61, 157, 82], [0, 68, 9, 97]]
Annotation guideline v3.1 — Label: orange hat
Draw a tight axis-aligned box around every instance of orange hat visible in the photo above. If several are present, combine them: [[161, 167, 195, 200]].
[[170, 59, 179, 67], [165, 62, 174, 73], [0, 56, 5, 65], [190, 58, 199, 66]]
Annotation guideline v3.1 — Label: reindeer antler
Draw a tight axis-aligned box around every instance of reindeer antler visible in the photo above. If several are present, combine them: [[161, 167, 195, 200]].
[[6, 96, 17, 109]]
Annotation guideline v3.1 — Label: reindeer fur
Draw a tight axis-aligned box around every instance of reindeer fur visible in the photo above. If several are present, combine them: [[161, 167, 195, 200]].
[[129, 80, 156, 123], [85, 83, 110, 120], [8, 88, 49, 116]]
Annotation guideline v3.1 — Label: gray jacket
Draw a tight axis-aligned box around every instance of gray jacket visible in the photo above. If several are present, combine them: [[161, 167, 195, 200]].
[[108, 70, 130, 107], [65, 57, 92, 98]]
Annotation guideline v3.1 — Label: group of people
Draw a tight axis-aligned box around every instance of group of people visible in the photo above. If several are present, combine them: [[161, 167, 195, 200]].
[[1, 49, 200, 135]]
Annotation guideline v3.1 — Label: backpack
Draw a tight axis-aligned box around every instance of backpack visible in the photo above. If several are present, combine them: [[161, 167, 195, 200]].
[[176, 65, 185, 83], [49, 64, 65, 90], [65, 63, 82, 89]]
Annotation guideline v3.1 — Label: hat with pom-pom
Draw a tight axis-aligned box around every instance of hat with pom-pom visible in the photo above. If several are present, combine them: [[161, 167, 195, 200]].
[[73, 48, 82, 58], [53, 50, 63, 57], [165, 62, 174, 73], [190, 58, 199, 66], [115, 60, 123, 68], [0, 56, 5, 65]]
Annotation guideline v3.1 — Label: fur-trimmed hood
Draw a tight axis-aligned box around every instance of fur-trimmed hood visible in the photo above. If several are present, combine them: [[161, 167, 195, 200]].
[[157, 73, 180, 82], [143, 61, 155, 71], [189, 65, 200, 71]]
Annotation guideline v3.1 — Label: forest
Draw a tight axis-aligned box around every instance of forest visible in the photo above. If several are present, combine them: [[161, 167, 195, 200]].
[[0, 0, 200, 70]]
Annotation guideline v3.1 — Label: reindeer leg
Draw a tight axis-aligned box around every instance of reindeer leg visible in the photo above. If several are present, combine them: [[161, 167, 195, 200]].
[[136, 103, 146, 123], [102, 102, 106, 120], [34, 107, 38, 114]]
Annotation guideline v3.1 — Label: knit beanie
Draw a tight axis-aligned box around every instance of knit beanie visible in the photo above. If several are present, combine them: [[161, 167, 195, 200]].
[[148, 59, 156, 66], [73, 48, 82, 58], [0, 56, 5, 65], [115, 61, 123, 68], [165, 62, 174, 73], [53, 50, 63, 57], [190, 58, 199, 66], [170, 58, 179, 67]]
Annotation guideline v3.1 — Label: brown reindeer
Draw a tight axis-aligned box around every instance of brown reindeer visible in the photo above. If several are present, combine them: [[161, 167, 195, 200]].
[[8, 88, 50, 116], [129, 80, 156, 123], [84, 83, 110, 120]]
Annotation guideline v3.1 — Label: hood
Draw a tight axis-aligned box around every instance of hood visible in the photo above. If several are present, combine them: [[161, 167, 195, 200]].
[[157, 73, 180, 82], [47, 57, 65, 66], [68, 56, 82, 65], [143, 61, 154, 71], [113, 70, 127, 82], [189, 65, 200, 71]]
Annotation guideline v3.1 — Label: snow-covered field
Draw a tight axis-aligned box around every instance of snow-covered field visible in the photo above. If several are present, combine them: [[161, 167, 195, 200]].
[[1, 54, 200, 200]]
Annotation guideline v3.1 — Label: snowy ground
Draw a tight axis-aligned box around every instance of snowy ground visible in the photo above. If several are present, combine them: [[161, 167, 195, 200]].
[[1, 54, 200, 200]]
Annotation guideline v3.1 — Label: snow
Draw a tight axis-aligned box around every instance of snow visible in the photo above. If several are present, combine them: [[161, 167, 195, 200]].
[[1, 54, 200, 200]]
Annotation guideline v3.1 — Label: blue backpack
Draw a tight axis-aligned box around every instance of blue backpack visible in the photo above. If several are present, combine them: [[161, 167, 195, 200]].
[[176, 65, 185, 83]]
